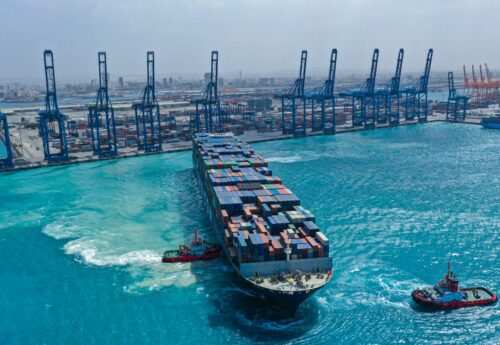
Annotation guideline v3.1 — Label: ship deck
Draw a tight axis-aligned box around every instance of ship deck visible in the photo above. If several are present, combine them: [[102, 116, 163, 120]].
[[427, 287, 493, 301], [247, 271, 332, 292]]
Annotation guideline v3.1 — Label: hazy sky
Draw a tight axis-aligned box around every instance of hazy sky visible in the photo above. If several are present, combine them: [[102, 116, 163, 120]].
[[2, 0, 499, 82]]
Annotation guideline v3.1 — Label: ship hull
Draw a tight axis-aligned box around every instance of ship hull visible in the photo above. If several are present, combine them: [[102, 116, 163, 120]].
[[481, 122, 500, 129], [247, 279, 325, 313], [412, 287, 497, 309], [162, 248, 220, 263], [481, 117, 500, 129]]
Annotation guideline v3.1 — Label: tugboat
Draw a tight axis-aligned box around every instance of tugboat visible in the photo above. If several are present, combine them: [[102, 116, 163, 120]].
[[162, 228, 220, 263], [412, 262, 497, 309], [480, 115, 500, 129]]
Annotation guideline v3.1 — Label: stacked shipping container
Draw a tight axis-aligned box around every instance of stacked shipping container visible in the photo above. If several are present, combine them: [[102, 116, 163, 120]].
[[193, 133, 330, 266]]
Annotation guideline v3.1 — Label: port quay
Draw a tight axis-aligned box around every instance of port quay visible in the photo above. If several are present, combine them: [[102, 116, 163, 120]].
[[1, 47, 498, 172]]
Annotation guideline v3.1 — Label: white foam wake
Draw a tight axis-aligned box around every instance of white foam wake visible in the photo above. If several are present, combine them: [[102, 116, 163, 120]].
[[64, 238, 161, 266], [266, 155, 304, 163]]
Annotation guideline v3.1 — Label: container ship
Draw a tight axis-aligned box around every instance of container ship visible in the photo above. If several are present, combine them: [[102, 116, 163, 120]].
[[193, 133, 333, 312]]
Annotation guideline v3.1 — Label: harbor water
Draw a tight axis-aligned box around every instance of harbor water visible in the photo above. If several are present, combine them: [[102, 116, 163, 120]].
[[0, 122, 498, 345]]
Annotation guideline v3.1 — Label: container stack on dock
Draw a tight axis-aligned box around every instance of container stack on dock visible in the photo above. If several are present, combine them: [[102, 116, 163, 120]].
[[193, 133, 332, 277]]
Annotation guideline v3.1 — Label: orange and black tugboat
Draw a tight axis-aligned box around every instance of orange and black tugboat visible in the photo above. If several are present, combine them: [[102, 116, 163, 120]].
[[412, 262, 497, 309], [162, 228, 220, 263]]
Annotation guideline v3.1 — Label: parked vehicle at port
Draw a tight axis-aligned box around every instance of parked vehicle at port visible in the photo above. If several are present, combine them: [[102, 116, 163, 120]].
[[162, 228, 220, 263], [412, 262, 497, 309], [480, 116, 500, 129], [193, 133, 333, 313]]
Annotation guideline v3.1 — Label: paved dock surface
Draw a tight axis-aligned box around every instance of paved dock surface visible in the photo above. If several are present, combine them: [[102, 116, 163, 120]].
[[1, 114, 483, 172]]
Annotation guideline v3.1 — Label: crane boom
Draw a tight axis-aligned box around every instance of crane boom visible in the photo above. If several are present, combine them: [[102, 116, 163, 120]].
[[448, 72, 456, 99], [418, 49, 433, 93], [390, 49, 404, 94], [463, 65, 469, 89], [325, 49, 337, 97], [43, 50, 58, 114], [366, 49, 379, 94]]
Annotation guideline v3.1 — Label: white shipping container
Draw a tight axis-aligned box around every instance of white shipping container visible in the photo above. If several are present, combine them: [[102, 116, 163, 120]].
[[315, 231, 329, 246]]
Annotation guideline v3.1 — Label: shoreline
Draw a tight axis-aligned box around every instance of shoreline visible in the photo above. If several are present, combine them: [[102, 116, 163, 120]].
[[0, 116, 481, 173]]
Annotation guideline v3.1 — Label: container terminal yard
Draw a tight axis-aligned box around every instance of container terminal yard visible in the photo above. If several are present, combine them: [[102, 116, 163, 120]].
[[1, 48, 499, 171]]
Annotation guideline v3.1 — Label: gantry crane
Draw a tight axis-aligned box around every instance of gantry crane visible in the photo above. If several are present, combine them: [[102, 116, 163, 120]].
[[375, 49, 404, 125], [446, 72, 468, 121], [38, 50, 68, 162], [191, 51, 222, 133], [465, 63, 500, 104], [401, 49, 433, 122], [306, 49, 338, 133], [132, 51, 162, 152], [340, 49, 379, 128], [88, 52, 117, 157], [274, 50, 308, 136], [0, 111, 13, 169], [484, 63, 499, 100]]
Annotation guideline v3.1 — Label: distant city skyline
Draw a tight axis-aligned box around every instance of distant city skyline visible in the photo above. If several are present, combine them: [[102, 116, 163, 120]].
[[2, 0, 499, 82]]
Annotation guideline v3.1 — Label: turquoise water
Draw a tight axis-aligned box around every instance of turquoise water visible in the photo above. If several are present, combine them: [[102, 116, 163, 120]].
[[0, 123, 498, 344]]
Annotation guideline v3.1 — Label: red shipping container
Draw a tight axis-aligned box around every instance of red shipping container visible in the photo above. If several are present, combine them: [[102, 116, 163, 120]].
[[271, 240, 283, 251], [221, 210, 229, 224], [298, 227, 308, 238], [280, 232, 289, 243], [259, 233, 269, 247], [256, 222, 267, 234], [244, 208, 253, 220]]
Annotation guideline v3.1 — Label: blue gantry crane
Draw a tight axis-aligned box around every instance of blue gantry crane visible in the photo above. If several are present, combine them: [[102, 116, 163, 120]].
[[191, 51, 222, 133], [274, 50, 308, 136], [340, 49, 379, 128], [0, 111, 13, 169], [401, 49, 433, 122], [446, 72, 468, 121], [306, 49, 338, 133], [375, 49, 404, 125], [132, 51, 162, 152], [88, 52, 117, 157], [38, 50, 68, 162]]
